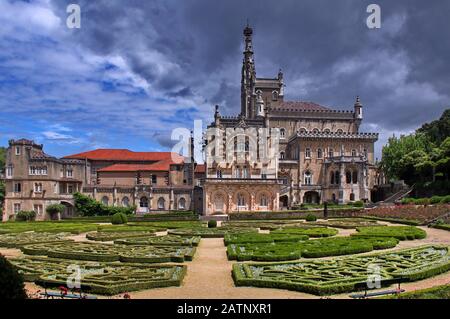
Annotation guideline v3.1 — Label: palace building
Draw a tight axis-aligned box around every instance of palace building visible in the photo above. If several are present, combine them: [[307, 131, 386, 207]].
[[2, 139, 196, 221], [1, 25, 380, 220], [202, 25, 379, 215]]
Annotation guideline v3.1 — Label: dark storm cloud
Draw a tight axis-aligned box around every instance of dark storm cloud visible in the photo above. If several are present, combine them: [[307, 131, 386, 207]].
[[49, 0, 449, 132]]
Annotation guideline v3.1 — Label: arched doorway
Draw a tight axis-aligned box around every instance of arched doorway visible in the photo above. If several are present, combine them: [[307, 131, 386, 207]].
[[60, 201, 74, 219], [279, 195, 289, 208], [303, 191, 320, 204]]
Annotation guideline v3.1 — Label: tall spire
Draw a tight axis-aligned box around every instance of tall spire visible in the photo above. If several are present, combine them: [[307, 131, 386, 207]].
[[241, 23, 256, 118]]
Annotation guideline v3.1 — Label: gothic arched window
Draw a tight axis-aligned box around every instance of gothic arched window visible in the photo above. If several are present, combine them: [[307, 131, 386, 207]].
[[280, 128, 286, 139], [272, 90, 278, 101], [304, 171, 312, 185], [101, 196, 109, 206], [122, 197, 130, 207], [346, 171, 352, 184], [352, 171, 358, 184], [140, 197, 149, 208], [317, 148, 323, 159], [157, 197, 165, 210]]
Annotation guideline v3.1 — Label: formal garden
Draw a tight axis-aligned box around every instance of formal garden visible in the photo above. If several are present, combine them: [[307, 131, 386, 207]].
[[0, 212, 449, 299]]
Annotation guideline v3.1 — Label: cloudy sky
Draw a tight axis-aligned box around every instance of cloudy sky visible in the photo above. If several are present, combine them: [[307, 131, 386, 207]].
[[0, 0, 449, 159]]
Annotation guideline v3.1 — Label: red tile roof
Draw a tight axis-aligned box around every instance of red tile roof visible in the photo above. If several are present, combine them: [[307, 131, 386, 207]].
[[195, 164, 205, 173], [275, 101, 330, 111], [97, 161, 176, 172], [64, 149, 184, 162]]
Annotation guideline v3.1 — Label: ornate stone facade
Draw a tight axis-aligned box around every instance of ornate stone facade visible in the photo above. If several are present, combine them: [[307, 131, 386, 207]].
[[202, 25, 379, 215]]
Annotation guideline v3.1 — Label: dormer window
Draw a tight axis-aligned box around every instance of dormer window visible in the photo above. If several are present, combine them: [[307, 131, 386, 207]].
[[272, 90, 278, 101], [15, 146, 20, 155]]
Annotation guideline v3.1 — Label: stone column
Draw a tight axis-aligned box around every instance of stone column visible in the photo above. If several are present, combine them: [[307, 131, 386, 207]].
[[339, 163, 345, 204]]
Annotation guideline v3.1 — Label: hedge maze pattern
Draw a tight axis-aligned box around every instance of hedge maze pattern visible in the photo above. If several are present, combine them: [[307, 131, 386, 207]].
[[224, 233, 309, 245], [351, 226, 427, 240], [168, 227, 258, 238], [0, 232, 72, 248], [115, 235, 201, 246], [313, 218, 381, 229], [86, 231, 157, 241], [271, 227, 338, 238], [21, 241, 197, 263], [227, 236, 399, 261], [232, 246, 450, 295], [9, 256, 186, 295]]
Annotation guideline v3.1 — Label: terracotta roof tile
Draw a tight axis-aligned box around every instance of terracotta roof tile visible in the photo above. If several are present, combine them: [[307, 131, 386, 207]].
[[97, 160, 178, 172], [64, 149, 184, 162]]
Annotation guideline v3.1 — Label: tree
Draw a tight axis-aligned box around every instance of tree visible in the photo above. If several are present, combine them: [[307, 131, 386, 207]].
[[0, 254, 27, 299], [417, 109, 450, 145], [46, 204, 65, 218]]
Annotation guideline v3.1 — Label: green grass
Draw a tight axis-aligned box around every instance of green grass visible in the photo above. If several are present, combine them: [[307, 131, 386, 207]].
[[0, 222, 99, 234], [314, 218, 381, 229], [271, 227, 338, 237], [232, 245, 450, 295], [227, 236, 399, 261], [10, 256, 186, 295], [383, 284, 450, 299], [351, 226, 427, 240], [361, 216, 422, 226], [431, 224, 450, 232]]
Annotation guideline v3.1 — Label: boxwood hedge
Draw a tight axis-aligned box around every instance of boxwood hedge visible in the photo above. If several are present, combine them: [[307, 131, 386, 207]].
[[168, 227, 258, 238], [9, 256, 187, 295], [271, 227, 338, 238], [227, 236, 399, 261], [115, 235, 201, 246], [351, 226, 427, 240], [232, 245, 450, 295], [0, 232, 72, 248]]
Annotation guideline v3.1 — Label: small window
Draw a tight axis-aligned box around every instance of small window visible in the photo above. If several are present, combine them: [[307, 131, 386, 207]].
[[67, 185, 74, 194], [34, 204, 43, 215], [260, 194, 268, 207], [346, 171, 352, 184], [157, 197, 165, 209], [280, 152, 285, 160], [15, 146, 20, 155], [41, 166, 48, 175], [6, 166, 13, 177], [335, 171, 340, 184], [14, 183, 21, 193], [352, 171, 358, 184], [243, 166, 249, 178], [237, 193, 246, 206], [14, 203, 21, 214], [140, 197, 149, 208], [305, 148, 311, 159], [216, 170, 222, 178], [317, 149, 323, 159], [351, 149, 357, 157], [34, 183, 43, 193], [151, 175, 157, 184], [272, 91, 279, 101], [122, 197, 130, 207], [280, 128, 286, 139], [101, 196, 109, 206], [66, 169, 73, 178], [304, 171, 312, 185], [29, 166, 36, 175], [330, 171, 335, 184], [350, 193, 355, 201], [261, 174, 267, 180], [328, 149, 334, 158], [178, 198, 186, 209]]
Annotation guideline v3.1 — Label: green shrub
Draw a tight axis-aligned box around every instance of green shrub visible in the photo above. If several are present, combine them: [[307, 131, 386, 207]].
[[305, 214, 317, 222], [352, 226, 426, 240], [430, 196, 444, 204], [15, 211, 36, 222], [441, 195, 450, 204], [414, 198, 430, 205], [208, 220, 217, 228], [401, 198, 415, 205], [272, 227, 337, 238], [353, 201, 364, 207], [111, 213, 128, 225], [74, 192, 135, 216], [0, 254, 27, 299], [46, 204, 65, 217]]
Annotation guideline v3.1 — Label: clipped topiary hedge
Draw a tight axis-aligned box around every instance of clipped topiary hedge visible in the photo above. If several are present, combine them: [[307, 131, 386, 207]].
[[86, 231, 156, 241], [168, 227, 258, 238], [111, 213, 128, 225], [10, 256, 187, 295], [271, 227, 338, 238], [226, 236, 399, 261], [0, 232, 72, 248], [20, 241, 197, 263], [0, 254, 27, 299], [351, 226, 427, 240], [224, 232, 309, 245], [232, 245, 450, 295], [115, 235, 201, 246]]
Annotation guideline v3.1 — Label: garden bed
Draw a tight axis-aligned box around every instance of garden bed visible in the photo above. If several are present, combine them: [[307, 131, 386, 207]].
[[21, 241, 197, 263], [9, 256, 187, 295], [86, 231, 157, 241], [168, 227, 258, 238], [351, 226, 427, 240], [115, 235, 201, 246], [0, 232, 72, 248], [271, 227, 338, 238], [232, 245, 450, 295], [227, 236, 399, 261]]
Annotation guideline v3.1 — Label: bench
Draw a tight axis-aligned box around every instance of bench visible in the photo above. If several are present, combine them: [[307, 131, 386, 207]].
[[350, 282, 405, 299], [40, 287, 97, 299]]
